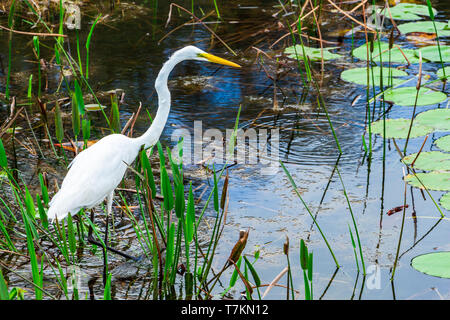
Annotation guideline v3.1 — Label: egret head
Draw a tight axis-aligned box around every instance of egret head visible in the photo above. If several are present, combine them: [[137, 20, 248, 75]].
[[174, 45, 241, 68]]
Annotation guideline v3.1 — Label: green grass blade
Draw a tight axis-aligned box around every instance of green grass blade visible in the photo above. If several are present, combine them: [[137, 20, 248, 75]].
[[54, 101, 64, 143], [0, 268, 9, 300], [0, 138, 7, 169]]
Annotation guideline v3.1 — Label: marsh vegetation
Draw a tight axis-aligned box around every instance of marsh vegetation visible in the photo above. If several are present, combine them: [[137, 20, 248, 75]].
[[0, 0, 449, 300]]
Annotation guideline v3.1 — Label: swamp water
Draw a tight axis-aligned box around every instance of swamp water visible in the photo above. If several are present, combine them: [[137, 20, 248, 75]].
[[0, 0, 449, 299]]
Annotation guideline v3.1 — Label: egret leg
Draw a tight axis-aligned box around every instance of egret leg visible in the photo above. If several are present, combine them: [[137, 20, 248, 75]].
[[87, 204, 137, 261], [101, 192, 114, 285]]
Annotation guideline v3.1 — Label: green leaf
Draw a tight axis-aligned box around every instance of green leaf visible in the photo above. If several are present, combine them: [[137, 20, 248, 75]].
[[435, 134, 450, 152], [403, 151, 450, 171], [383, 87, 447, 107], [303, 271, 311, 300], [32, 36, 40, 57], [23, 211, 42, 299], [164, 222, 175, 276], [340, 67, 408, 86], [398, 21, 450, 36], [0, 268, 9, 300], [110, 94, 120, 133], [86, 15, 101, 50], [243, 256, 261, 287], [24, 187, 36, 220], [175, 182, 185, 219], [213, 168, 219, 213], [157, 141, 166, 168], [405, 171, 450, 191], [74, 80, 85, 116], [415, 109, 450, 132], [103, 273, 112, 300], [300, 239, 308, 270], [160, 166, 174, 212], [284, 45, 341, 61], [54, 102, 64, 143], [417, 45, 450, 62], [167, 146, 182, 186], [352, 41, 420, 64], [38, 173, 49, 205], [140, 150, 156, 198], [0, 138, 7, 169], [439, 192, 450, 210], [82, 119, 91, 142], [27, 74, 33, 98], [425, 0, 435, 20], [411, 252, 450, 278], [436, 66, 450, 80], [67, 213, 76, 255], [307, 252, 313, 281], [0, 211, 15, 251], [229, 256, 242, 287], [71, 97, 80, 137], [186, 184, 195, 243], [7, 0, 15, 29], [369, 118, 434, 139], [378, 3, 437, 21], [36, 194, 48, 230]]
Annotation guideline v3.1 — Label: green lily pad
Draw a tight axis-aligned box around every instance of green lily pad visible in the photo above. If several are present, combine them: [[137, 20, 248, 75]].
[[411, 252, 450, 278], [383, 86, 447, 106], [340, 67, 408, 86], [437, 66, 450, 79], [352, 41, 420, 64], [415, 109, 450, 131], [417, 45, 450, 62], [403, 151, 450, 171], [405, 171, 450, 191], [284, 45, 341, 61], [379, 3, 437, 21], [398, 21, 450, 36], [439, 192, 450, 210], [369, 118, 433, 139], [435, 135, 450, 152]]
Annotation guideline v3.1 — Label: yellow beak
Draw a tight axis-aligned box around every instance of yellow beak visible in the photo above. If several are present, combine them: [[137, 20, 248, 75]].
[[199, 53, 241, 68]]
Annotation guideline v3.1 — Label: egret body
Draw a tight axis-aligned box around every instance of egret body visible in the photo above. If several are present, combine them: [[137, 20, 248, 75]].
[[47, 46, 240, 222]]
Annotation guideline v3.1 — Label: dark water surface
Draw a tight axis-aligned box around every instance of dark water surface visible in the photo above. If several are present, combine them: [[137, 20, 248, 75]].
[[1, 0, 450, 299]]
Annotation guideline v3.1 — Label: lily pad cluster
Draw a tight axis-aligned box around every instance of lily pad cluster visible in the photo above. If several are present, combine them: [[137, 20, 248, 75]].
[[339, 2, 450, 281], [284, 44, 341, 61], [285, 2, 450, 210], [369, 108, 450, 202], [369, 109, 450, 140], [348, 4, 450, 214], [399, 109, 450, 210]]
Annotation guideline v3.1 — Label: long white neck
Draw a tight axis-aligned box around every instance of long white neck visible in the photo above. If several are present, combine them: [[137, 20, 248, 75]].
[[133, 53, 183, 149]]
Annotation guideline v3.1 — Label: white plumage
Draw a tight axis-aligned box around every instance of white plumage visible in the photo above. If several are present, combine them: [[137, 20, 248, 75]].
[[47, 134, 138, 220]]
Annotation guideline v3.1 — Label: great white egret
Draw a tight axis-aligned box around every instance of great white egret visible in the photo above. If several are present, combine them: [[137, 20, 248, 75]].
[[47, 46, 240, 261]]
